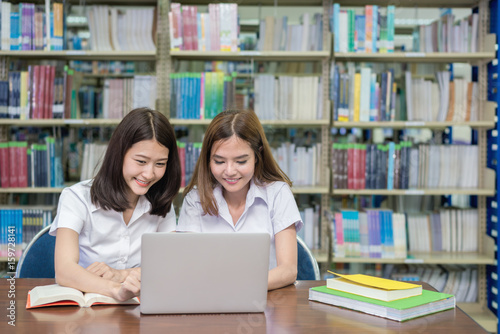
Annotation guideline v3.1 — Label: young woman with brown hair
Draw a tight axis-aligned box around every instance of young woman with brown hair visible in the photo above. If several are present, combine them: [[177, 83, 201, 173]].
[[50, 107, 181, 301], [177, 109, 303, 290]]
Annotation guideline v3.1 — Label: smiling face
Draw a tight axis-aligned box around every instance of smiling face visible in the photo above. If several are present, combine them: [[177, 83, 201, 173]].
[[210, 135, 256, 202], [122, 139, 169, 205]]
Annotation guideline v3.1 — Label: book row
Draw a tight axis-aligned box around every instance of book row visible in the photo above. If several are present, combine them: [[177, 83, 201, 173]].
[[406, 71, 478, 122], [330, 4, 395, 53], [389, 264, 478, 303], [170, 3, 238, 52], [256, 13, 324, 52], [332, 65, 397, 122], [0, 208, 53, 258], [0, 65, 64, 120], [0, 138, 64, 188], [298, 204, 321, 251], [170, 72, 236, 120], [330, 208, 478, 260], [0, 1, 63, 51], [87, 6, 156, 52], [177, 141, 202, 187], [254, 74, 323, 121], [331, 143, 478, 190], [330, 209, 407, 259], [331, 64, 479, 122], [0, 68, 157, 120], [272, 142, 322, 187], [407, 209, 478, 253], [412, 9, 479, 53]]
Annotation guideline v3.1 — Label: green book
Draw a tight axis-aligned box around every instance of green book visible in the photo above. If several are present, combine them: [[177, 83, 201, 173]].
[[309, 286, 455, 322]]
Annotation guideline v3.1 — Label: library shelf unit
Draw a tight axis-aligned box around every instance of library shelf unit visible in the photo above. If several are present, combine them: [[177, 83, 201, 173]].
[[487, 0, 500, 332], [327, 0, 499, 331], [156, 0, 333, 257]]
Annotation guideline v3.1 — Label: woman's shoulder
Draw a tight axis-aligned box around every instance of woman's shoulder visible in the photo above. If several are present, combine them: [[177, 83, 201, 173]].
[[61, 180, 93, 201], [259, 180, 290, 192], [184, 186, 201, 201]]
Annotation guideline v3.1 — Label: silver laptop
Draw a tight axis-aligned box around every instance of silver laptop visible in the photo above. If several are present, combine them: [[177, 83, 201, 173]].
[[140, 232, 270, 314]]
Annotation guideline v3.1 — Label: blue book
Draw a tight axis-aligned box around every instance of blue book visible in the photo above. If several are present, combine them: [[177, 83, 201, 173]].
[[355, 15, 365, 52], [384, 210, 394, 258], [372, 6, 378, 52], [387, 6, 395, 52], [332, 3, 340, 52], [10, 13, 19, 51], [387, 142, 395, 190]]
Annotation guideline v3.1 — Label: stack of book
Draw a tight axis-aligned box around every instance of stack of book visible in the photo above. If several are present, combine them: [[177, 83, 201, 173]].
[[309, 272, 455, 321]]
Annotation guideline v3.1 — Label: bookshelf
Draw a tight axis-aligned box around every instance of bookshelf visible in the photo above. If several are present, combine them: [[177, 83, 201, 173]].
[[487, 0, 500, 331], [327, 0, 497, 331], [156, 0, 333, 254]]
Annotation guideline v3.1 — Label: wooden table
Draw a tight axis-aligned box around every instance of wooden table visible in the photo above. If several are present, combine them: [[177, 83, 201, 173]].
[[0, 279, 487, 333]]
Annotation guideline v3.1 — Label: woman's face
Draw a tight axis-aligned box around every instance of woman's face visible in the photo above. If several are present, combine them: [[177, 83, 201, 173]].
[[210, 135, 256, 201], [122, 139, 169, 204]]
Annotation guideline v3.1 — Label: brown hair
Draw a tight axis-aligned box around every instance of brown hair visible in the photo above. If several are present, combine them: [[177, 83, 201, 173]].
[[184, 109, 291, 216], [91, 108, 181, 217]]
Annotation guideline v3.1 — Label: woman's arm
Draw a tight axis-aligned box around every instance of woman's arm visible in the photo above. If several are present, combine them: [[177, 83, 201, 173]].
[[86, 262, 137, 282], [268, 225, 298, 290], [54, 228, 138, 301]]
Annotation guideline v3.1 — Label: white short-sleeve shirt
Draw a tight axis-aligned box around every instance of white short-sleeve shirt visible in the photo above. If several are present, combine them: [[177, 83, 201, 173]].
[[176, 180, 303, 269], [49, 180, 176, 269]]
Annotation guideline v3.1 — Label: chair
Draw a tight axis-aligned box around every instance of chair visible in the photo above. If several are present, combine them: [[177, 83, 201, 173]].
[[297, 236, 320, 280], [16, 225, 56, 278]]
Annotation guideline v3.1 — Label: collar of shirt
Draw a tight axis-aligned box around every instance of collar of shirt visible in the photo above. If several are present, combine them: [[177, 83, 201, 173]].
[[213, 179, 268, 226], [89, 195, 152, 226]]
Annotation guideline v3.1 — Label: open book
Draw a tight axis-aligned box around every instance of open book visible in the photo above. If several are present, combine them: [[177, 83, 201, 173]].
[[327, 271, 422, 302], [26, 284, 140, 309]]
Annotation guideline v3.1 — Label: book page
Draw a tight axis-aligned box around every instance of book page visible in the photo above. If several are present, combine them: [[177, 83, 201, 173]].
[[29, 284, 85, 307], [84, 293, 140, 307]]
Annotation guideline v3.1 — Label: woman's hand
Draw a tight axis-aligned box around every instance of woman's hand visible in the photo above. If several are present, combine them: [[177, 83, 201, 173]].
[[86, 262, 126, 283], [112, 268, 141, 301]]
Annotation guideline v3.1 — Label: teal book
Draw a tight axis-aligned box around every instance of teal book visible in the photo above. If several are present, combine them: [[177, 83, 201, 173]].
[[309, 286, 455, 322]]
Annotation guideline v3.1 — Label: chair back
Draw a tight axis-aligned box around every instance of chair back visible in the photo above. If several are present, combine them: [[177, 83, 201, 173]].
[[297, 236, 320, 280], [16, 225, 56, 278]]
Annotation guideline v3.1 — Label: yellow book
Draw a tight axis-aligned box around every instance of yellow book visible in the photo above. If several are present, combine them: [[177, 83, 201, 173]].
[[353, 73, 361, 121], [327, 271, 422, 302], [20, 71, 28, 120]]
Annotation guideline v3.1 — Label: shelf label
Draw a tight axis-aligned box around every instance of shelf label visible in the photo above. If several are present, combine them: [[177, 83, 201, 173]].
[[239, 51, 262, 56], [404, 258, 424, 264], [65, 51, 87, 55], [405, 190, 425, 195], [405, 52, 426, 58], [64, 119, 85, 124], [404, 121, 425, 127]]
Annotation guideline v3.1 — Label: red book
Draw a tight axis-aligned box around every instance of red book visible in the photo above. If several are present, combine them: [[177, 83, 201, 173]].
[[18, 142, 28, 187], [43, 65, 51, 118], [360, 146, 366, 189], [347, 144, 354, 189], [177, 143, 186, 187], [0, 142, 9, 187], [47, 66, 55, 118], [32, 65, 40, 118], [38, 65, 46, 118], [8, 142, 19, 187], [181, 6, 191, 50], [190, 6, 198, 50]]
